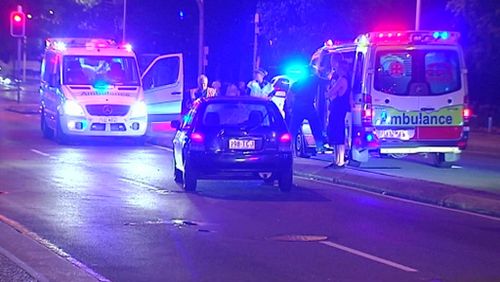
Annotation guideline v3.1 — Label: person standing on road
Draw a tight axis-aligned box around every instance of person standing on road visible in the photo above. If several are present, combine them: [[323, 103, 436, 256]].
[[247, 69, 274, 98], [326, 60, 351, 168], [288, 66, 325, 153]]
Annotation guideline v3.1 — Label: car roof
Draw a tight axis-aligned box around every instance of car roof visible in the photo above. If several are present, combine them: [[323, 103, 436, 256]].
[[201, 96, 273, 104]]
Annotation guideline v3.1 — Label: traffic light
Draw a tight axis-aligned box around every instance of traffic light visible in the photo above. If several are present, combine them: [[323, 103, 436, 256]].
[[10, 11, 26, 37]]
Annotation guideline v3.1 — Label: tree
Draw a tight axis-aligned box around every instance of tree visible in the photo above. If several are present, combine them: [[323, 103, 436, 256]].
[[447, 0, 500, 104]]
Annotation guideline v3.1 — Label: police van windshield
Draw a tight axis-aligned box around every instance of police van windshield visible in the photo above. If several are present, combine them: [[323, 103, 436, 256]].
[[374, 49, 461, 96], [63, 56, 140, 86]]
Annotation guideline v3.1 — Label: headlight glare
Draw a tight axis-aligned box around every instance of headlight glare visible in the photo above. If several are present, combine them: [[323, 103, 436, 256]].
[[130, 101, 148, 118], [63, 100, 85, 117]]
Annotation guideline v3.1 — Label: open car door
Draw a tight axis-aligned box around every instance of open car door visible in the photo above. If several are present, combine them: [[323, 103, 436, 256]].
[[141, 53, 184, 121]]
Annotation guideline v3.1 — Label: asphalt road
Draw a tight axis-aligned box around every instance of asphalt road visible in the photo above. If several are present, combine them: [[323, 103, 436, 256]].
[[1, 103, 500, 282]]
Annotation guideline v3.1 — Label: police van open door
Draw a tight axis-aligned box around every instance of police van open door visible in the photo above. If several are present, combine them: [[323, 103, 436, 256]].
[[141, 53, 184, 122]]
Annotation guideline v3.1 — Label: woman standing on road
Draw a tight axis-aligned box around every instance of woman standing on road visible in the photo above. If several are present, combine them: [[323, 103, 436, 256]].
[[326, 60, 351, 168]]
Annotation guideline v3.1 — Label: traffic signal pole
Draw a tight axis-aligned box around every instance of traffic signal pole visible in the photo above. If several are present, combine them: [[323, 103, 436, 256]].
[[17, 36, 21, 103], [196, 0, 204, 76]]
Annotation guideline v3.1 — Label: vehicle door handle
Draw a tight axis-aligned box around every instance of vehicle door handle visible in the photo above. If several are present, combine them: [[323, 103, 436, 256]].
[[420, 107, 435, 111], [172, 91, 182, 95]]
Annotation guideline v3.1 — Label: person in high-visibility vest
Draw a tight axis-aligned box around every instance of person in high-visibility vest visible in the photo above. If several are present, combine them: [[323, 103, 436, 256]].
[[247, 69, 274, 98]]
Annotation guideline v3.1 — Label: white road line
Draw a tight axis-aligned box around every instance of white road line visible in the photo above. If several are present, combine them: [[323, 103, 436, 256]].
[[119, 177, 169, 194], [295, 176, 500, 222], [152, 145, 173, 152], [30, 149, 50, 157], [0, 215, 110, 282], [320, 241, 418, 273]]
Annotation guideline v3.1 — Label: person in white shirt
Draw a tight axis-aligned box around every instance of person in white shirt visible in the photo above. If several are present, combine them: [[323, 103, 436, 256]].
[[247, 69, 274, 98]]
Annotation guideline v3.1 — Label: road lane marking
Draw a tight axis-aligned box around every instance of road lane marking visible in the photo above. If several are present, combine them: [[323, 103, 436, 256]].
[[152, 145, 173, 152], [295, 176, 500, 222], [119, 177, 171, 194], [0, 214, 110, 282], [30, 149, 50, 157], [320, 241, 418, 273]]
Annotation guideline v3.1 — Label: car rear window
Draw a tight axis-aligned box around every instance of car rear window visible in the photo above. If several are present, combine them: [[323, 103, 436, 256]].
[[201, 102, 275, 128], [374, 49, 461, 96]]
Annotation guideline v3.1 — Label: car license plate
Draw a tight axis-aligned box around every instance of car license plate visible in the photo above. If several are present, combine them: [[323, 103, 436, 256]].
[[376, 129, 415, 141], [229, 139, 255, 150]]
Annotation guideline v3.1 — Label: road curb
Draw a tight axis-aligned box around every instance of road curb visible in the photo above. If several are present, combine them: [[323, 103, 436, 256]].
[[0, 215, 106, 282], [293, 169, 500, 218]]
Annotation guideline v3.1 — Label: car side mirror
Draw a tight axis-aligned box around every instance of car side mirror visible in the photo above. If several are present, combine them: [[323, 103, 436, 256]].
[[171, 120, 181, 130]]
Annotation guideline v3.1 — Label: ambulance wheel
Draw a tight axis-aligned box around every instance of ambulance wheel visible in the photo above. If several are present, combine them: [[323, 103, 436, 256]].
[[40, 108, 54, 139], [347, 149, 362, 167], [54, 113, 70, 145], [432, 153, 454, 168], [295, 132, 310, 158]]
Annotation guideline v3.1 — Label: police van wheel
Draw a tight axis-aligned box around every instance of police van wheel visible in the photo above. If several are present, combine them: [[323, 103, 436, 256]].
[[40, 109, 54, 139], [432, 153, 454, 168], [55, 114, 70, 145]]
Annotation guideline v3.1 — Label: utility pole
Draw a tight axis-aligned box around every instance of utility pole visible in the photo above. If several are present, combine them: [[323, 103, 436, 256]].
[[253, 13, 259, 72], [196, 0, 204, 76], [122, 0, 127, 42], [415, 0, 421, 31]]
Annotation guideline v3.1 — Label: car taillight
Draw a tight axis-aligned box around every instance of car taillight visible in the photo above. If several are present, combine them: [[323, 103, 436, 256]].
[[278, 133, 292, 151], [189, 132, 205, 151], [279, 133, 291, 143], [191, 132, 204, 143]]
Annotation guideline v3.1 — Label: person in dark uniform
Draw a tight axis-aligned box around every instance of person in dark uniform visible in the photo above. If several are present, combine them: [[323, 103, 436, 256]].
[[326, 60, 351, 167], [288, 66, 325, 153]]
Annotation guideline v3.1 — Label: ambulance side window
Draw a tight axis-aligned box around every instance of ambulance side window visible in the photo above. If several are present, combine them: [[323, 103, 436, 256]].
[[143, 57, 180, 90], [353, 52, 364, 94]]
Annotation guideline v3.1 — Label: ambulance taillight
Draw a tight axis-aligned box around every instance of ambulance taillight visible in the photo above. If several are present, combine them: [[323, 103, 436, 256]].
[[362, 94, 373, 126], [463, 95, 471, 124]]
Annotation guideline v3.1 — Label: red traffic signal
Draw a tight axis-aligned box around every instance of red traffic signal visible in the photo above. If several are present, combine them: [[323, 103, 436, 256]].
[[10, 11, 26, 37]]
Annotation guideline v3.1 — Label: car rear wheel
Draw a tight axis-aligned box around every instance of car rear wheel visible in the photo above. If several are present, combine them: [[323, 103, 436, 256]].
[[183, 162, 197, 192], [173, 156, 183, 183], [40, 108, 54, 139], [278, 169, 293, 192]]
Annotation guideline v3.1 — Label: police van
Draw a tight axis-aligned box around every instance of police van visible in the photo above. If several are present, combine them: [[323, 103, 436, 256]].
[[311, 31, 470, 167], [40, 38, 183, 144]]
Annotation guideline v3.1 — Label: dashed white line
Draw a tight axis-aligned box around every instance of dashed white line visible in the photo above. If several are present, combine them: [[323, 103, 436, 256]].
[[119, 177, 170, 194], [30, 149, 50, 157], [320, 241, 418, 273]]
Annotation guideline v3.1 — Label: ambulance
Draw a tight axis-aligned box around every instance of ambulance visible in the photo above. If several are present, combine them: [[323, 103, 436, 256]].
[[311, 31, 470, 167], [40, 38, 183, 144]]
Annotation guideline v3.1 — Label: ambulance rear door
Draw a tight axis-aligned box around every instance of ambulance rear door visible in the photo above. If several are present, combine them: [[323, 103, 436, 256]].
[[141, 53, 184, 121]]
